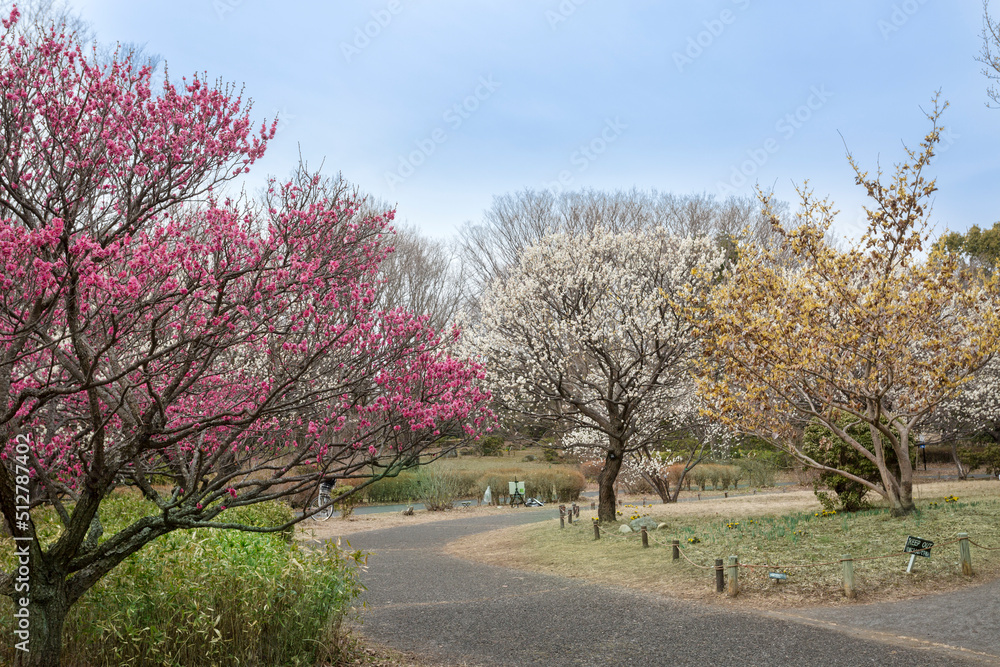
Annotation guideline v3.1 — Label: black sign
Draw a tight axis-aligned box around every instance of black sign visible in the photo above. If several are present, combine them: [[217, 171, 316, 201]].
[[904, 535, 934, 558]]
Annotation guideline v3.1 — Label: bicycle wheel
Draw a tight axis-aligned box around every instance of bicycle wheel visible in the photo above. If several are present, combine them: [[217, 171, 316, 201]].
[[312, 493, 335, 521]]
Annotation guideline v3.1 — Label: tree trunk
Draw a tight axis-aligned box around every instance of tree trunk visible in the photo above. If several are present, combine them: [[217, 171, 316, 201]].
[[895, 475, 915, 516], [893, 433, 916, 515], [670, 467, 694, 502], [868, 423, 916, 516], [950, 441, 968, 480], [641, 472, 672, 504], [878, 455, 915, 516], [597, 445, 624, 522], [13, 578, 70, 667]]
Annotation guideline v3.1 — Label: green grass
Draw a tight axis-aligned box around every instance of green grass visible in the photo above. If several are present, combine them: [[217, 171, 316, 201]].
[[512, 490, 1000, 605]]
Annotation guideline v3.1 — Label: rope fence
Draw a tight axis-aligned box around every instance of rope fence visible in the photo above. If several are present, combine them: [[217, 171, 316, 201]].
[[575, 518, 985, 598], [968, 538, 1000, 551]]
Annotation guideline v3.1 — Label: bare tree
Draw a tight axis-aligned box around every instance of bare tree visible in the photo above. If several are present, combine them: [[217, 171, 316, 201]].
[[0, 0, 89, 37], [458, 188, 787, 315], [981, 0, 1000, 107], [1, 0, 160, 73], [375, 224, 467, 331]]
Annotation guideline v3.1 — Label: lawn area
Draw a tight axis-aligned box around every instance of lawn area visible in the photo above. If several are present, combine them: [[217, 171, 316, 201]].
[[446, 480, 1000, 608]]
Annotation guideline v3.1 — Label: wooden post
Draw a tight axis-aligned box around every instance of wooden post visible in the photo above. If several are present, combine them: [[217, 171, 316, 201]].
[[671, 539, 680, 560], [726, 555, 739, 597], [593, 521, 600, 540], [591, 502, 595, 510], [841, 554, 855, 599], [560, 514, 565, 529], [724, 492, 728, 498], [641, 526, 648, 548], [715, 559, 725, 593], [958, 533, 973, 576], [567, 509, 573, 524]]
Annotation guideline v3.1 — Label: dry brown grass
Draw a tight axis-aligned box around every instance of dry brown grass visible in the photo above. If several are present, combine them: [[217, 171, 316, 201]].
[[295, 502, 550, 541]]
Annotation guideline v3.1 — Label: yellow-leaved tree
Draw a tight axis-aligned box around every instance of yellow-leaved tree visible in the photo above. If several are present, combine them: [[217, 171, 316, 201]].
[[690, 98, 1000, 515]]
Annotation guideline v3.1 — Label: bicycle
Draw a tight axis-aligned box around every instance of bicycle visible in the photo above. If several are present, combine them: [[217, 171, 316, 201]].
[[309, 479, 336, 521]]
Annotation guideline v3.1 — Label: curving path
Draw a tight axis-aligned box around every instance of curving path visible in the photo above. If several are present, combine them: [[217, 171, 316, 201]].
[[335, 511, 997, 666]]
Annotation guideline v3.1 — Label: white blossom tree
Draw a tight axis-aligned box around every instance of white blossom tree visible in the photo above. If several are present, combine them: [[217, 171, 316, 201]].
[[467, 228, 725, 521], [923, 355, 1000, 475]]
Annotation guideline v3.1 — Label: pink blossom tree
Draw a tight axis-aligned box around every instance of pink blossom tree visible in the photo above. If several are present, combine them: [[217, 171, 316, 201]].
[[0, 12, 491, 666]]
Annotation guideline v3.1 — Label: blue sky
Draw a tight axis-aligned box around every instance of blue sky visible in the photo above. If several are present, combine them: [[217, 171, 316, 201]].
[[70, 0, 1000, 242]]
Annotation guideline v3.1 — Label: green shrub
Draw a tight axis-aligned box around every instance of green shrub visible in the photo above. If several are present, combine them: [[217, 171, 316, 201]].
[[802, 418, 902, 512], [960, 443, 1000, 476], [414, 468, 464, 510], [542, 448, 559, 463], [0, 497, 365, 667], [478, 435, 506, 457], [984, 444, 1000, 475], [359, 472, 422, 504], [219, 499, 296, 541]]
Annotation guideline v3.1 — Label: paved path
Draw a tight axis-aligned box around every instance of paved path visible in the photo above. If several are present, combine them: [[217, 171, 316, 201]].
[[340, 512, 998, 666], [788, 578, 1000, 659]]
